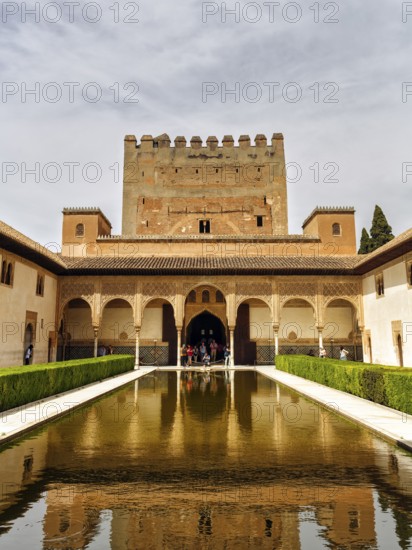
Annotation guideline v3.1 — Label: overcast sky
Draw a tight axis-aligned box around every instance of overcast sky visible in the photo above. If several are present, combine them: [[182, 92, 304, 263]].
[[1, 0, 411, 249]]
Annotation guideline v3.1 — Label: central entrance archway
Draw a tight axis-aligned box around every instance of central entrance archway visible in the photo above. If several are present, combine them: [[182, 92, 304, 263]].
[[185, 311, 226, 348]]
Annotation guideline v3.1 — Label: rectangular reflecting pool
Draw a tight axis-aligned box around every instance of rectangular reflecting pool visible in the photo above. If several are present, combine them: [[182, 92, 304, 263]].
[[1, 371, 412, 549]]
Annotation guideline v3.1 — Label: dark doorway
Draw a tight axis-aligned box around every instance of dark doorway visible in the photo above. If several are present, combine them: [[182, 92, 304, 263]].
[[186, 312, 226, 347], [397, 334, 404, 367], [163, 304, 177, 365], [235, 303, 256, 365]]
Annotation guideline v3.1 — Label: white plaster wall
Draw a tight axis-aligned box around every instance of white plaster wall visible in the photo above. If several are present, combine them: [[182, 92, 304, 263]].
[[279, 307, 316, 341], [249, 306, 272, 340], [323, 307, 354, 340], [101, 308, 134, 341], [0, 251, 58, 367], [362, 260, 412, 366], [65, 307, 93, 340], [140, 307, 163, 340]]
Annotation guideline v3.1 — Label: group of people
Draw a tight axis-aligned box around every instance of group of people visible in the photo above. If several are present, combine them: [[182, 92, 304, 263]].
[[317, 346, 349, 360], [180, 339, 231, 367]]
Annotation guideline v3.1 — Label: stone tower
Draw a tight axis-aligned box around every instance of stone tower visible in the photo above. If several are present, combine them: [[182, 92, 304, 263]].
[[121, 133, 288, 236]]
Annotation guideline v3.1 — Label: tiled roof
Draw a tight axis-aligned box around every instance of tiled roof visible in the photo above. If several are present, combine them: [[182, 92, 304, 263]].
[[63, 255, 359, 275], [98, 234, 320, 242], [354, 227, 412, 273], [62, 207, 112, 228], [302, 206, 355, 228], [0, 220, 66, 273]]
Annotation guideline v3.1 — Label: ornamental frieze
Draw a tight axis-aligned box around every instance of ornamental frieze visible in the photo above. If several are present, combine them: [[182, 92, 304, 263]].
[[278, 282, 317, 307], [60, 282, 95, 306], [235, 282, 272, 308], [142, 282, 177, 307], [322, 282, 362, 308], [101, 282, 136, 308]]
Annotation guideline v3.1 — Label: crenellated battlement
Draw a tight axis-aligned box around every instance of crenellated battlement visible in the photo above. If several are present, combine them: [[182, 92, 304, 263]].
[[122, 131, 288, 238], [125, 133, 284, 152]]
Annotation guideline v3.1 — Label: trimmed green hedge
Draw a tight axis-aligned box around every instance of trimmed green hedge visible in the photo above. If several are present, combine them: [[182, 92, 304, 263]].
[[0, 355, 134, 412], [276, 355, 412, 415]]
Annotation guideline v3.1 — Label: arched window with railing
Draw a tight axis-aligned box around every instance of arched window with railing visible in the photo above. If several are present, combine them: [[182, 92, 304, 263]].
[[75, 223, 85, 237]]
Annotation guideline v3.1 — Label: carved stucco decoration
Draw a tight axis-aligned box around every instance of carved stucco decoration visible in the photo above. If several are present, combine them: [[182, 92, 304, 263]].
[[278, 282, 317, 310], [101, 282, 136, 309], [322, 282, 362, 311], [61, 282, 95, 309], [235, 282, 272, 309], [142, 282, 177, 309]]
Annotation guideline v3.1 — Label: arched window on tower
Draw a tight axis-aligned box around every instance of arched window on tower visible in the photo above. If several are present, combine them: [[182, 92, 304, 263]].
[[202, 290, 210, 303], [332, 223, 341, 236], [75, 223, 85, 237], [216, 290, 224, 303]]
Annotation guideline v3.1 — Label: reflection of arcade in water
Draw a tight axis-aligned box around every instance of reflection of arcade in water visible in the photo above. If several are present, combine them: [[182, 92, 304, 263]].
[[0, 372, 412, 549]]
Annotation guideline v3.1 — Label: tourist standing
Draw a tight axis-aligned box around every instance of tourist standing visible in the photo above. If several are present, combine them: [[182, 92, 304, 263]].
[[181, 344, 187, 367], [224, 346, 230, 367], [319, 347, 327, 359], [339, 346, 349, 360], [199, 342, 206, 361], [187, 344, 193, 367], [25, 344, 33, 365], [210, 340, 217, 362]]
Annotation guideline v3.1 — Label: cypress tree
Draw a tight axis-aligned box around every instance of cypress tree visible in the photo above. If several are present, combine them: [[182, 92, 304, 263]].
[[358, 227, 371, 254], [369, 205, 394, 252]]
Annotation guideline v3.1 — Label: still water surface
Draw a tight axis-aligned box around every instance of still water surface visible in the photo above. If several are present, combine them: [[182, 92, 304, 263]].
[[0, 371, 412, 549]]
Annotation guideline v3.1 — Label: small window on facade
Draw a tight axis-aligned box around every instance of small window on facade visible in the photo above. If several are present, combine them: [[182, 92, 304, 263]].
[[257, 167, 261, 173], [216, 290, 224, 303], [36, 274, 44, 296], [175, 168, 178, 174], [6, 263, 13, 286], [263, 196, 266, 205], [188, 290, 196, 303], [376, 274, 384, 296], [196, 169, 199, 174], [257, 216, 263, 227], [332, 223, 341, 236], [142, 198, 145, 204], [216, 169, 219, 174], [142, 171, 144, 177], [75, 223, 85, 237], [199, 220, 210, 234], [1, 260, 6, 284], [407, 262, 412, 286], [202, 290, 210, 303]]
